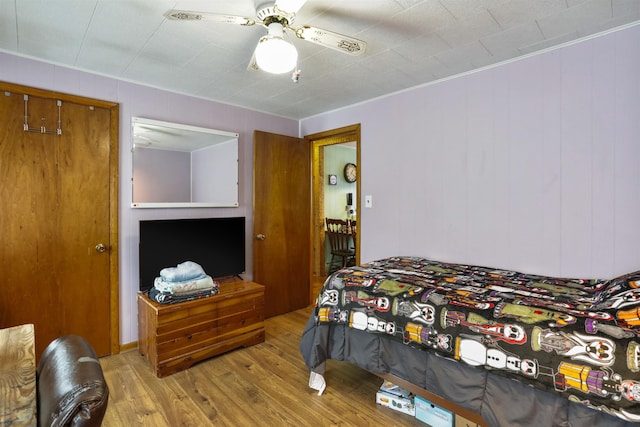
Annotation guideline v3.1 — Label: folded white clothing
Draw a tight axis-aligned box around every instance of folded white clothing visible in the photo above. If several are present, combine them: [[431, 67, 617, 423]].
[[153, 274, 216, 294], [160, 261, 206, 282]]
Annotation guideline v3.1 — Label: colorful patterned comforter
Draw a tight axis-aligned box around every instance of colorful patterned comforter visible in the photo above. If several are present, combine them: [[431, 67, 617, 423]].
[[306, 256, 640, 423]]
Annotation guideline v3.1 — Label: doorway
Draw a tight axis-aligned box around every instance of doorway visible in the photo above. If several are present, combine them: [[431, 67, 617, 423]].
[[305, 124, 361, 300]]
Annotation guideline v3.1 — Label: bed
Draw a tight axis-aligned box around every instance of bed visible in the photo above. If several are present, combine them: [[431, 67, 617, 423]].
[[299, 256, 640, 426]]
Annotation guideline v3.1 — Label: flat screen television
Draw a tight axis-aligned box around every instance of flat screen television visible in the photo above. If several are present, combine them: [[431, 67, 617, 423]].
[[139, 216, 246, 292]]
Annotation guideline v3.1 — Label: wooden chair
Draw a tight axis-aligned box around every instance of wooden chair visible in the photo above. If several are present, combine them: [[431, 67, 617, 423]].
[[326, 218, 356, 273]]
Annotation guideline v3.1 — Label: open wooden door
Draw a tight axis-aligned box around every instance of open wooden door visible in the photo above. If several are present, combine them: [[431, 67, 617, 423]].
[[253, 130, 310, 318], [0, 84, 118, 357]]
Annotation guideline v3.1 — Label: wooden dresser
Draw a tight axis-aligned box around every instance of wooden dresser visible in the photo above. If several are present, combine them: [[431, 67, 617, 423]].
[[137, 281, 265, 378]]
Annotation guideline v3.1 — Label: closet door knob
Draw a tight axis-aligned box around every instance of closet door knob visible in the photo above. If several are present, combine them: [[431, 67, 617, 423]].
[[95, 243, 107, 253], [256, 234, 266, 241]]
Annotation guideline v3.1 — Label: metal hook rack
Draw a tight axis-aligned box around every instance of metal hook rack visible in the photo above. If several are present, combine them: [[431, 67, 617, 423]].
[[23, 94, 63, 135]]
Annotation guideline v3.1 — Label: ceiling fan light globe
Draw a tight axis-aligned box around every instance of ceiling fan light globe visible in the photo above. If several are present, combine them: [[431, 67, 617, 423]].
[[255, 36, 298, 74]]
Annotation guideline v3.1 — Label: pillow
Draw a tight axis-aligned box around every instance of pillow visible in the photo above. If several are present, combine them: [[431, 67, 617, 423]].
[[592, 271, 640, 310]]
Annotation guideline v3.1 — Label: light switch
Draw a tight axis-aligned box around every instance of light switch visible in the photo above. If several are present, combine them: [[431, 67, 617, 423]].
[[365, 195, 373, 208]]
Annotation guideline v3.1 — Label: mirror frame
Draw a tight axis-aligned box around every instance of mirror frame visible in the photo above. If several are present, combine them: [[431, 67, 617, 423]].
[[131, 117, 240, 208]]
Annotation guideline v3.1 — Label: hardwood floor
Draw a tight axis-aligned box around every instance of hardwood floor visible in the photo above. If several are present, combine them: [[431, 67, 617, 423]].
[[312, 274, 326, 302], [100, 305, 423, 426]]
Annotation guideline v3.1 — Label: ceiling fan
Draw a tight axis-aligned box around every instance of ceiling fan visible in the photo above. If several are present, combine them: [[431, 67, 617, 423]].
[[164, 0, 367, 76]]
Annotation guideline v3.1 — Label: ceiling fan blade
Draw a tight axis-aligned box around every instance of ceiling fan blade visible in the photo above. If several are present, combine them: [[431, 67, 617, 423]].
[[164, 9, 256, 26], [294, 26, 366, 56], [274, 0, 308, 14]]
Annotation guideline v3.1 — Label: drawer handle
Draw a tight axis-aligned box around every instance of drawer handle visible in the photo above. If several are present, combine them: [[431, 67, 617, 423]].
[[241, 319, 246, 324], [187, 334, 193, 340]]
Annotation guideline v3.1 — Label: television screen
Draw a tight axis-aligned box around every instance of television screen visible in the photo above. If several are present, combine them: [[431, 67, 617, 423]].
[[139, 216, 246, 292]]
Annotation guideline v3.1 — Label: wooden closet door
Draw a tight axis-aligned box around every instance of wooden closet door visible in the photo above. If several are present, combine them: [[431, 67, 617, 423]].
[[0, 92, 112, 357]]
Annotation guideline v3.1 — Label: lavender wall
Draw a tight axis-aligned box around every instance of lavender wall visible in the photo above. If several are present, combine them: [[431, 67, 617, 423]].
[[301, 24, 640, 280], [0, 53, 298, 345]]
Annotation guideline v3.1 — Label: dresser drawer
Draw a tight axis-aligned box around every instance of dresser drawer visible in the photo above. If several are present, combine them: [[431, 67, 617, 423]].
[[156, 298, 264, 360], [156, 292, 263, 333]]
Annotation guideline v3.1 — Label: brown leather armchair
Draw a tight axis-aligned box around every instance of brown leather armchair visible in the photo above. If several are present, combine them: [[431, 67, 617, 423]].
[[37, 335, 109, 427]]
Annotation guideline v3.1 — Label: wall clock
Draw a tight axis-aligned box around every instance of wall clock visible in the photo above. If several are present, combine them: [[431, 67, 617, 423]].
[[343, 163, 357, 183]]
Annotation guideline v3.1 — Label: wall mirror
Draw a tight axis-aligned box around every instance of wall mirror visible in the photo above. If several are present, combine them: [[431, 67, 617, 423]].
[[131, 117, 239, 208]]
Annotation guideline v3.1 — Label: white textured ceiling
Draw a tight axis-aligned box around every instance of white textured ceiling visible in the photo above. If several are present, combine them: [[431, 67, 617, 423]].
[[1, 0, 639, 119]]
